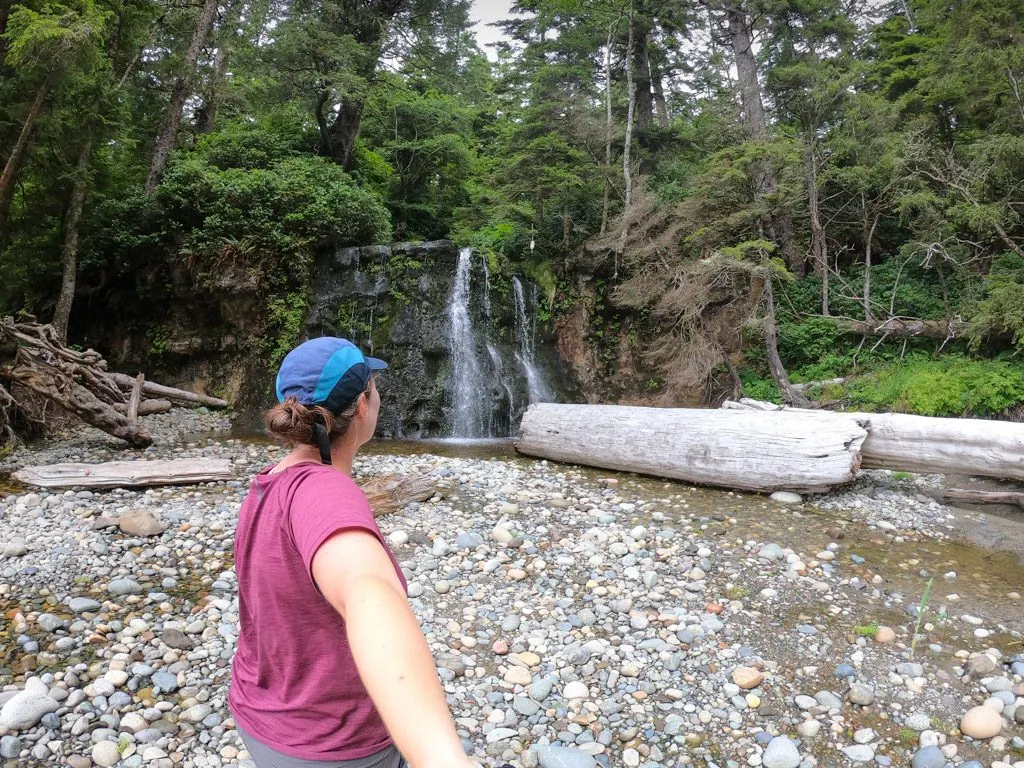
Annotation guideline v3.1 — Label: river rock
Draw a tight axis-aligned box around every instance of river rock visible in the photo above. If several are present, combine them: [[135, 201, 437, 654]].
[[92, 740, 122, 767], [68, 597, 101, 613], [732, 666, 763, 689], [159, 628, 195, 650], [0, 680, 58, 731], [107, 578, 142, 595], [118, 509, 167, 536], [534, 745, 597, 768], [762, 735, 800, 768], [563, 681, 589, 699], [874, 626, 895, 643], [966, 654, 997, 677], [848, 684, 874, 706], [960, 705, 1002, 739], [842, 744, 874, 762], [910, 745, 944, 768], [770, 491, 802, 504], [504, 666, 531, 686]]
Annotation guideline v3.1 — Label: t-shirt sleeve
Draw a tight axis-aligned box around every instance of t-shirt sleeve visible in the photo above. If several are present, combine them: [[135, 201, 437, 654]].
[[286, 468, 382, 591]]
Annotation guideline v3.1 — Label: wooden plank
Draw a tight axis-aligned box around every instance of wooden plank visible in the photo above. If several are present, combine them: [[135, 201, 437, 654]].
[[13, 458, 234, 489], [516, 404, 868, 494], [109, 372, 229, 409], [127, 373, 145, 423]]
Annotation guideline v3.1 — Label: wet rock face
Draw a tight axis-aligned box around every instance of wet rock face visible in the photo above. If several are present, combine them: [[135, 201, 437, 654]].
[[307, 240, 560, 438]]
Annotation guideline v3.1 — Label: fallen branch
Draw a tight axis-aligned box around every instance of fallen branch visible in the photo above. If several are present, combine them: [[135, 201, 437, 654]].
[[113, 398, 172, 417], [791, 377, 849, 393], [127, 373, 145, 423], [361, 473, 438, 517], [108, 372, 228, 409], [835, 317, 967, 340], [13, 458, 233, 488]]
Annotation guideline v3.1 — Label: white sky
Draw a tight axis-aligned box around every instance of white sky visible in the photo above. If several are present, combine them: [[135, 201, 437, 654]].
[[471, 0, 515, 58]]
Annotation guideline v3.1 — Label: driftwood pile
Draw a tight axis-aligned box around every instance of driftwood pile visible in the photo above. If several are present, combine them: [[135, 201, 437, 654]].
[[0, 319, 227, 447]]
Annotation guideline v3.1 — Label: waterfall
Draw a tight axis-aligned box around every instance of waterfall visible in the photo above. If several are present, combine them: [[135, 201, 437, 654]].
[[481, 252, 492, 319], [486, 343, 515, 432], [447, 247, 487, 436], [512, 277, 554, 403]]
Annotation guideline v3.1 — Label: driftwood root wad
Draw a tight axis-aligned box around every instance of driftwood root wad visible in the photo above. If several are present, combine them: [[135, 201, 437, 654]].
[[361, 473, 438, 517], [516, 403, 868, 494]]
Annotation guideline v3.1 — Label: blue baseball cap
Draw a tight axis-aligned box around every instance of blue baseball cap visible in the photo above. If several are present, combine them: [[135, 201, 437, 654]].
[[275, 337, 387, 414]]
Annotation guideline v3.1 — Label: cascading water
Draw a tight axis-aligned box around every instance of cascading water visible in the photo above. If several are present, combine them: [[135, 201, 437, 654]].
[[447, 248, 488, 436], [512, 277, 554, 403], [481, 252, 492, 319], [486, 343, 515, 432]]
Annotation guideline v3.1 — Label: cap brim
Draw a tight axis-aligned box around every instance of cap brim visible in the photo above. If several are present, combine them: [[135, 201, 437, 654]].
[[365, 356, 389, 371]]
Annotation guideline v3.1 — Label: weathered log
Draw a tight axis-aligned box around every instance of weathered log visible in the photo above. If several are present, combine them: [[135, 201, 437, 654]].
[[516, 404, 868, 494], [113, 398, 173, 417], [109, 372, 228, 409], [725, 399, 1024, 482], [3, 354, 151, 448], [836, 317, 967, 340], [792, 377, 849, 393], [360, 473, 438, 517], [127, 373, 145, 423], [942, 488, 1024, 508], [14, 458, 233, 488]]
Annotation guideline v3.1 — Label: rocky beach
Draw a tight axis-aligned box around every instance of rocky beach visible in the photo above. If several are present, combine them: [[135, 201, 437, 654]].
[[0, 411, 1022, 768]]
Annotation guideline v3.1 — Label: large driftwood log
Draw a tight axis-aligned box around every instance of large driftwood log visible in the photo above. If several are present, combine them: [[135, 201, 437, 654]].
[[14, 458, 234, 488], [725, 399, 1024, 482], [942, 488, 1024, 508], [361, 474, 438, 517], [109, 373, 228, 409], [516, 404, 869, 493]]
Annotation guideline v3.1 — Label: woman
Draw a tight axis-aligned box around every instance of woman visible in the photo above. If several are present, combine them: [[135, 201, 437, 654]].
[[229, 336, 476, 768]]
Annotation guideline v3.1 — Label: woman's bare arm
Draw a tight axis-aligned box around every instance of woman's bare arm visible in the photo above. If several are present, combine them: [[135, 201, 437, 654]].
[[311, 530, 475, 768]]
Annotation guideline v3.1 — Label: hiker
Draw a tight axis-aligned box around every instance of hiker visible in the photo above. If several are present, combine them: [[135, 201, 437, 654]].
[[228, 336, 476, 768]]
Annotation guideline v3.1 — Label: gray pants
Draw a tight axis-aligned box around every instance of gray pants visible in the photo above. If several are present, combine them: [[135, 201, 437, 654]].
[[236, 724, 406, 768]]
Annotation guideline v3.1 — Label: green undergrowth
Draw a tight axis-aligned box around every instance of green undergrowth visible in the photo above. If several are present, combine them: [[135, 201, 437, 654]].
[[739, 352, 1024, 418]]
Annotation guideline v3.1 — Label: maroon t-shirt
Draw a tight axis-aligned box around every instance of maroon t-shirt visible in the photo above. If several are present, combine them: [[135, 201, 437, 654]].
[[228, 463, 407, 760]]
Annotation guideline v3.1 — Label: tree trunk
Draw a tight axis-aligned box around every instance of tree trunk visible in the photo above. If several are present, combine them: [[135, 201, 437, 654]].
[[600, 24, 614, 235], [651, 54, 670, 125], [623, 0, 637, 209], [108, 371, 229, 408], [631, 14, 654, 130], [863, 209, 878, 322], [145, 0, 219, 191], [52, 130, 94, 342], [805, 136, 828, 314], [726, 4, 801, 275], [326, 101, 365, 171], [761, 275, 809, 407], [0, 75, 52, 231], [196, 0, 244, 135], [517, 404, 868, 494]]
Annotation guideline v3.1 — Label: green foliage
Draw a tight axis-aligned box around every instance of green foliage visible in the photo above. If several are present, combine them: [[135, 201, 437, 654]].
[[970, 252, 1024, 347], [846, 354, 1024, 417], [853, 624, 879, 637], [266, 293, 308, 367]]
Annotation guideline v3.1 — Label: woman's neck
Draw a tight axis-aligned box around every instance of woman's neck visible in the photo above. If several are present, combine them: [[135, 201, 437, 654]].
[[277, 438, 358, 476]]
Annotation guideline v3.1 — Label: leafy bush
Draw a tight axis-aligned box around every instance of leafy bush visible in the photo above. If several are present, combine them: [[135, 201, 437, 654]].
[[846, 353, 1024, 416], [970, 251, 1024, 347]]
